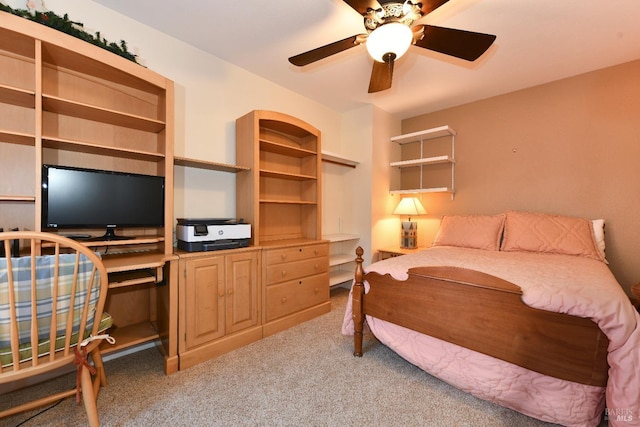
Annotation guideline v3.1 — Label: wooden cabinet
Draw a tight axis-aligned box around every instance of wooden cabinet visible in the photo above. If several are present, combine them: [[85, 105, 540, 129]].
[[390, 125, 456, 198], [177, 248, 262, 370], [0, 14, 177, 373], [236, 110, 330, 336], [262, 241, 330, 336]]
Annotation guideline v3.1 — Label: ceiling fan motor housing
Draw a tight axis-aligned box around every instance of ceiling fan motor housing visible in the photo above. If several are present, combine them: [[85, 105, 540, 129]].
[[364, 1, 423, 32]]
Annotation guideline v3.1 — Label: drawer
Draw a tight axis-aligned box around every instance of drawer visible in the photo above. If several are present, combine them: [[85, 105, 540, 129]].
[[265, 243, 329, 266], [265, 273, 329, 322], [266, 256, 328, 286]]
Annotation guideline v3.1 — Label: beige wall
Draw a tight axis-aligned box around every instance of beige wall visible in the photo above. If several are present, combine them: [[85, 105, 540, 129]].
[[401, 59, 640, 295]]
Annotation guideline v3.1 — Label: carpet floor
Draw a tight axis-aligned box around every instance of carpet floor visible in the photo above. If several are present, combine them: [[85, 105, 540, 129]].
[[2, 287, 601, 426]]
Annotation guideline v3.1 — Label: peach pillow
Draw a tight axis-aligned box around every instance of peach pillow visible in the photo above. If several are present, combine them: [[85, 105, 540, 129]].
[[432, 214, 506, 251], [500, 211, 604, 261]]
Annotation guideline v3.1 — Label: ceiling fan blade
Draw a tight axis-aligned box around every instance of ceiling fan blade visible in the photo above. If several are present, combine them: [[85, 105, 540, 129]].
[[414, 25, 496, 61], [343, 0, 382, 16], [368, 54, 395, 93], [419, 0, 451, 16], [289, 34, 367, 66]]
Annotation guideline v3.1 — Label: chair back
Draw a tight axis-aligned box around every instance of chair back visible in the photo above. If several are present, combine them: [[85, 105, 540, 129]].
[[0, 231, 109, 382]]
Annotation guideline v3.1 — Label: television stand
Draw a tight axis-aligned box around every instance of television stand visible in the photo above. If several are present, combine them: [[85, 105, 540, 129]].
[[87, 227, 129, 241]]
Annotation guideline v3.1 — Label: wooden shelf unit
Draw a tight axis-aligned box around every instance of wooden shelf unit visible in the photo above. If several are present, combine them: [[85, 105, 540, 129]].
[[0, 13, 177, 373], [236, 110, 330, 336], [236, 110, 322, 246]]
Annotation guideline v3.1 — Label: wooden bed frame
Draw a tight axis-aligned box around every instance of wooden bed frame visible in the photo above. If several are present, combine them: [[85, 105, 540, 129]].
[[351, 247, 610, 387]]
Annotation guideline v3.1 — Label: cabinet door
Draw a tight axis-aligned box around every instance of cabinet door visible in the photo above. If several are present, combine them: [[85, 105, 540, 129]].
[[184, 256, 225, 349], [225, 251, 260, 334]]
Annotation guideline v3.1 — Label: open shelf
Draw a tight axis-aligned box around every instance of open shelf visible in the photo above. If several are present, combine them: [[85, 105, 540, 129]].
[[390, 125, 456, 198], [390, 125, 456, 144], [0, 195, 35, 202], [102, 321, 160, 354], [260, 139, 316, 158], [0, 129, 36, 146], [324, 233, 360, 243], [42, 95, 166, 132], [321, 150, 358, 168], [260, 169, 317, 181], [174, 156, 249, 173], [260, 199, 317, 205], [108, 270, 160, 289], [43, 135, 166, 161], [390, 187, 453, 195], [390, 155, 454, 168], [0, 84, 35, 108]]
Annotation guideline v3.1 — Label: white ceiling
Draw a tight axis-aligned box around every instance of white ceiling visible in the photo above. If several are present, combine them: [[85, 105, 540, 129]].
[[94, 0, 640, 119]]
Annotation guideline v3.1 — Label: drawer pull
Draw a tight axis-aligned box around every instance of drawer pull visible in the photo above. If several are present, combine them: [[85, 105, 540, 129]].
[[314, 264, 319, 269], [219, 292, 225, 298], [281, 297, 287, 304], [227, 289, 233, 295], [281, 271, 286, 277], [281, 254, 287, 260], [314, 287, 319, 294]]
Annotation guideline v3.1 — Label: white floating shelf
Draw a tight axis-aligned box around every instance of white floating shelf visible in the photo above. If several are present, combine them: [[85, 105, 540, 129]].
[[390, 155, 454, 168], [390, 187, 453, 195], [390, 125, 456, 145], [323, 233, 360, 243]]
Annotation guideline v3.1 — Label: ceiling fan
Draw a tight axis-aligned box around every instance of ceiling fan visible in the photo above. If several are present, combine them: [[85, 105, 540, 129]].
[[288, 0, 496, 93]]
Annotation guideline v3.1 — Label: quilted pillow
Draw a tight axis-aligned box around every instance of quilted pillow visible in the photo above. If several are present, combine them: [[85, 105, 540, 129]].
[[500, 210, 604, 261], [432, 214, 506, 251]]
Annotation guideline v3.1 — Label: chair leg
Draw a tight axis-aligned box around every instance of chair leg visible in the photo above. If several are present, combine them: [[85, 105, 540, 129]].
[[91, 348, 107, 389], [80, 366, 100, 427]]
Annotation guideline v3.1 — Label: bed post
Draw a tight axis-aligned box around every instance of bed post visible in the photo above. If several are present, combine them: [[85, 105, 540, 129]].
[[352, 246, 365, 357]]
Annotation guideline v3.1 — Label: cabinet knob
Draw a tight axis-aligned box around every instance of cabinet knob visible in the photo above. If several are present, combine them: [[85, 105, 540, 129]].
[[227, 289, 233, 295], [281, 270, 286, 277], [314, 287, 319, 294], [314, 264, 319, 269], [281, 254, 287, 260], [281, 297, 287, 304], [219, 292, 225, 298]]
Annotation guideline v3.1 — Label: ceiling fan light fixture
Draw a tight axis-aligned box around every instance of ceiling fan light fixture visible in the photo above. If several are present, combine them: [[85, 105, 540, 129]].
[[366, 22, 413, 63]]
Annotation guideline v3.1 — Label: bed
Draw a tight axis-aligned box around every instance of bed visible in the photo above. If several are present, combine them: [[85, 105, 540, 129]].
[[342, 211, 640, 427]]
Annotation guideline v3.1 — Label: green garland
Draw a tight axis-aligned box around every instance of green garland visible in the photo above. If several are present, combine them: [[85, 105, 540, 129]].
[[0, 4, 138, 63]]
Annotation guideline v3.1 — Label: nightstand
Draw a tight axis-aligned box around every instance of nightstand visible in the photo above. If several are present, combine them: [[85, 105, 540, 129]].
[[378, 247, 423, 261]]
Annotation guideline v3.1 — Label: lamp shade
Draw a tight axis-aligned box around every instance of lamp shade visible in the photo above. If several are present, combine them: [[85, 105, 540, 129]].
[[393, 197, 427, 217], [366, 22, 413, 63]]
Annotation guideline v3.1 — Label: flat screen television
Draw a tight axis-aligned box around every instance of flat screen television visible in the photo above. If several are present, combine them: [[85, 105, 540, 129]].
[[42, 164, 165, 240]]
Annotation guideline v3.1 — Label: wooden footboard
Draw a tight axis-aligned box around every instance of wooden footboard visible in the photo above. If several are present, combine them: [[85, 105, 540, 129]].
[[352, 247, 609, 387]]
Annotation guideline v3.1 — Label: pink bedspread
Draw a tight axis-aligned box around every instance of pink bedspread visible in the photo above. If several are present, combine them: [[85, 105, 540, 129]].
[[342, 246, 640, 427]]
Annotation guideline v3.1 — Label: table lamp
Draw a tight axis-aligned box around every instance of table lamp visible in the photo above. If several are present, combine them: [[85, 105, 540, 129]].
[[392, 196, 427, 249]]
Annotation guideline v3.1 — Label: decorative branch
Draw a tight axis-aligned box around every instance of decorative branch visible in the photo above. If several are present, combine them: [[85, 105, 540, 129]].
[[0, 4, 139, 63]]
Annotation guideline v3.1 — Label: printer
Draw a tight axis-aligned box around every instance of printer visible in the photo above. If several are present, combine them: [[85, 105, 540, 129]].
[[176, 218, 251, 252]]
